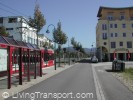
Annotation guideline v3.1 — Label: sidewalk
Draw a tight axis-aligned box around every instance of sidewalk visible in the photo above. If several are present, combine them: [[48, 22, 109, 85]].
[[0, 63, 75, 100], [92, 61, 133, 68], [91, 62, 133, 100]]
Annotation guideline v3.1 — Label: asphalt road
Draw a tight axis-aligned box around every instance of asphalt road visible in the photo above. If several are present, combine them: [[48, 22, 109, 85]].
[[5, 61, 133, 100], [6, 63, 97, 100]]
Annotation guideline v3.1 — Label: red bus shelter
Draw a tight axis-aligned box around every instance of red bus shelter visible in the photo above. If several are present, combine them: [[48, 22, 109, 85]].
[[0, 36, 43, 89]]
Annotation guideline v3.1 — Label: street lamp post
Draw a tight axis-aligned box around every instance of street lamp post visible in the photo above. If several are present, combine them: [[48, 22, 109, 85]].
[[66, 36, 70, 65], [68, 37, 70, 65], [91, 42, 95, 57], [46, 24, 56, 70]]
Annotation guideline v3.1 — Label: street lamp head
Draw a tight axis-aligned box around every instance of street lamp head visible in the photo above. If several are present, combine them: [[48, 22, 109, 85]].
[[46, 29, 50, 33]]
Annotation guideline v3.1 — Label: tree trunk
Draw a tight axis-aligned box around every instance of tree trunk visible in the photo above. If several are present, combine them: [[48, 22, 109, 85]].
[[37, 32, 38, 47], [58, 44, 61, 67]]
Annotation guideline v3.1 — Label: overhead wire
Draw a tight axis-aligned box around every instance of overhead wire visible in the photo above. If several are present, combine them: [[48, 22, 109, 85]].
[[0, 2, 28, 17], [0, 7, 18, 15]]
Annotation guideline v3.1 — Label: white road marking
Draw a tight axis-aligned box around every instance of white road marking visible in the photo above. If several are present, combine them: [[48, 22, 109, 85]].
[[92, 65, 106, 100], [98, 70, 104, 73]]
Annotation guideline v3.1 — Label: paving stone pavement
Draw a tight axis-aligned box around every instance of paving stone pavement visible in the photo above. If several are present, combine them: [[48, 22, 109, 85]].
[[0, 63, 76, 100]]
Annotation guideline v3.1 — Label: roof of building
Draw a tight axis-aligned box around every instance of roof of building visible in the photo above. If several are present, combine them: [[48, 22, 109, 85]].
[[0, 35, 39, 49], [0, 16, 23, 18], [97, 6, 133, 17]]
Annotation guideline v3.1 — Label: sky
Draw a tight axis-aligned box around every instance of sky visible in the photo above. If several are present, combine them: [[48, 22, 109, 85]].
[[0, 0, 133, 48]]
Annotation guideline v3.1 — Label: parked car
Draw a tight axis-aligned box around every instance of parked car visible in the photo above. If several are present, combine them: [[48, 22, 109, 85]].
[[91, 56, 98, 63]]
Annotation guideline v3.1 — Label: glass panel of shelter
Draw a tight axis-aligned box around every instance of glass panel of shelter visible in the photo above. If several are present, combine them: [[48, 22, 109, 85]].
[[36, 51, 41, 76], [22, 49, 29, 81], [29, 50, 34, 79], [11, 48, 20, 86], [22, 50, 41, 79], [0, 48, 8, 89], [12, 48, 19, 74], [30, 50, 39, 79]]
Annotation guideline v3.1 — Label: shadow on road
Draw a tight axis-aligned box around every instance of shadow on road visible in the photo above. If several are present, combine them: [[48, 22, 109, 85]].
[[105, 69, 122, 73], [78, 59, 91, 63]]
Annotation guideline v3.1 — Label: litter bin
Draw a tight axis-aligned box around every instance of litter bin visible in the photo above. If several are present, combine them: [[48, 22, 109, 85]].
[[121, 62, 125, 71], [112, 60, 125, 72], [112, 59, 119, 71], [112, 60, 117, 71]]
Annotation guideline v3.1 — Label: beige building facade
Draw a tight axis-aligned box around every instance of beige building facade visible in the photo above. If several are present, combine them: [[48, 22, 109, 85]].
[[96, 6, 133, 61]]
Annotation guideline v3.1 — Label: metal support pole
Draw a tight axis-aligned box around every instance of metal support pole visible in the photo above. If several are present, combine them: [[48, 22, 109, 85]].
[[19, 48, 22, 85], [46, 24, 57, 70], [68, 38, 70, 65], [34, 50, 36, 79], [27, 49, 30, 81], [40, 51, 42, 77], [54, 42, 56, 70], [69, 52, 70, 65], [8, 46, 12, 89], [64, 52, 65, 66], [100, 46, 102, 62]]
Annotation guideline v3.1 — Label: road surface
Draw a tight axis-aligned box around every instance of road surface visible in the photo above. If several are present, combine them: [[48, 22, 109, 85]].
[[6, 63, 96, 100], [6, 61, 133, 100]]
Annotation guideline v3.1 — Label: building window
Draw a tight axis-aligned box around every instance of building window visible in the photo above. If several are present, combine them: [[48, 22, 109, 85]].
[[107, 15, 113, 20], [115, 33, 118, 37], [131, 24, 133, 28], [30, 37, 31, 43], [6, 28, 13, 30], [31, 38, 33, 44], [111, 42, 116, 48], [111, 33, 113, 37], [102, 33, 107, 39], [122, 24, 126, 28], [110, 24, 113, 28], [132, 33, 133, 37], [120, 15, 125, 20], [127, 41, 132, 48], [114, 24, 117, 28], [119, 42, 123, 46], [103, 42, 107, 45], [0, 18, 3, 23], [102, 24, 107, 30], [123, 33, 126, 37], [130, 17, 133, 20], [102, 24, 104, 30], [28, 37, 30, 43], [8, 18, 17, 23]]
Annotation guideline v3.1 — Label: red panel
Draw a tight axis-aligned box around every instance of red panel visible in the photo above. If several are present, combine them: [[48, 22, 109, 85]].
[[0, 44, 7, 48]]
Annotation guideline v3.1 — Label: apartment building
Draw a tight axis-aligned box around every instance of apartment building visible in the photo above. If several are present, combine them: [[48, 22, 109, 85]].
[[96, 6, 133, 61], [0, 16, 51, 47]]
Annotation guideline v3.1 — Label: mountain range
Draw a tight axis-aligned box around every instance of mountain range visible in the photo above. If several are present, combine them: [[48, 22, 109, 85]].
[[65, 47, 96, 54]]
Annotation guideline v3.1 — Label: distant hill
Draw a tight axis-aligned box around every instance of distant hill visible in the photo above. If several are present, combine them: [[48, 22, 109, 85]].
[[64, 47, 96, 54], [84, 48, 96, 54], [65, 47, 76, 52], [84, 48, 91, 54]]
